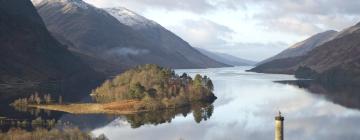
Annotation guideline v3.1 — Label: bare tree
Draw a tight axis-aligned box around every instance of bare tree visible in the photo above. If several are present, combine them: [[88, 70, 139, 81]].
[[58, 96, 63, 104]]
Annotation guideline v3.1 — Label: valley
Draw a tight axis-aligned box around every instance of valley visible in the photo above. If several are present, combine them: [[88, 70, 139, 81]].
[[0, 0, 359, 140]]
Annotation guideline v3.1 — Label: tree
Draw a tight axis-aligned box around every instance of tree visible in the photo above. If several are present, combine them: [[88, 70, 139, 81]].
[[206, 79, 214, 91], [88, 64, 217, 108], [194, 74, 202, 88], [179, 87, 186, 97], [58, 96, 63, 104], [146, 88, 157, 98], [44, 94, 52, 104], [180, 73, 188, 78], [193, 108, 203, 123], [34, 93, 41, 105], [28, 94, 35, 104], [203, 75, 208, 80], [129, 82, 145, 99], [205, 105, 214, 120]]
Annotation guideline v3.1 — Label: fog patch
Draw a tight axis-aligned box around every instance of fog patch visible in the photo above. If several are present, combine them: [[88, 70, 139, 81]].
[[106, 47, 150, 56]]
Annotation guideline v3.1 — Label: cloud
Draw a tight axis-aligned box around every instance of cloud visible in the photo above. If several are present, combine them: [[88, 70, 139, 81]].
[[168, 19, 234, 48], [247, 0, 360, 35], [84, 0, 251, 13], [85, 0, 360, 36], [84, 0, 360, 61], [257, 16, 323, 35], [106, 47, 149, 56], [160, 19, 286, 61], [253, 0, 360, 16], [85, 0, 360, 15], [210, 42, 289, 61]]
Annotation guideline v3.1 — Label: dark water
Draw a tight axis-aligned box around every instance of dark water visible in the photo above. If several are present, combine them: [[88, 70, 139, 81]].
[[1, 67, 360, 140]]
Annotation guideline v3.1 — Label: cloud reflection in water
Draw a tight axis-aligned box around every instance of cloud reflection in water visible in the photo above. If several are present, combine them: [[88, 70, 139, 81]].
[[92, 67, 360, 140]]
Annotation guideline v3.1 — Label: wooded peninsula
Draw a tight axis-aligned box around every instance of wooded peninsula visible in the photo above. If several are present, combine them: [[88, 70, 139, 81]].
[[11, 64, 217, 114]]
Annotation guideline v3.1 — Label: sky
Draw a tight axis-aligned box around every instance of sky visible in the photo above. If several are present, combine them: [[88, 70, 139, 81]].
[[84, 0, 360, 61]]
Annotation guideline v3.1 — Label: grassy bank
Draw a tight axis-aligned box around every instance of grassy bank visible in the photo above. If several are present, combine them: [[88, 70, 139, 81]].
[[0, 127, 107, 140], [29, 100, 146, 115]]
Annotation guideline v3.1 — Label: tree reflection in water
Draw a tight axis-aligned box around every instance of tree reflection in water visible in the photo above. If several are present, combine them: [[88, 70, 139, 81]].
[[124, 102, 214, 128], [11, 102, 215, 129]]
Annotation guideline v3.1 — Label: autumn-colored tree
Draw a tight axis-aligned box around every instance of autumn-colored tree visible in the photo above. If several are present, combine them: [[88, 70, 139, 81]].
[[194, 74, 202, 88], [90, 64, 216, 110], [128, 82, 145, 99]]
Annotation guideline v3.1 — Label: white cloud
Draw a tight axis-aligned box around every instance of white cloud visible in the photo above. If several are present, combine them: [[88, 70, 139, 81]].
[[247, 0, 360, 35], [84, 0, 360, 61], [258, 16, 323, 35], [168, 19, 234, 48]]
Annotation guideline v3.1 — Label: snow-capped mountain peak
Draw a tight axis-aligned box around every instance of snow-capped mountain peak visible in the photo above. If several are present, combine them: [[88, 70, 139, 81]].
[[32, 0, 90, 12], [105, 7, 158, 29]]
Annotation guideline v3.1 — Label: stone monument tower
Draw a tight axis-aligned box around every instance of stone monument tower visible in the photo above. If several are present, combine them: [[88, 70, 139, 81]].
[[275, 111, 284, 140]]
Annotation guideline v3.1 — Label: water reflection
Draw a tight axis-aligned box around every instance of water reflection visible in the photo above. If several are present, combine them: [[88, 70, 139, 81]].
[[0, 77, 102, 132], [10, 102, 214, 130], [91, 67, 360, 140], [277, 80, 360, 110], [122, 103, 214, 128], [2, 67, 360, 140]]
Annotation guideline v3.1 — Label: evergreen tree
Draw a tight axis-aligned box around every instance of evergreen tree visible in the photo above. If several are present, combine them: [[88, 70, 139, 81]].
[[206, 79, 214, 91]]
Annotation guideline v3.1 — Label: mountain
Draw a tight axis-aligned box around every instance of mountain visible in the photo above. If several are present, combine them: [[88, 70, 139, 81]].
[[250, 23, 360, 85], [250, 30, 339, 73], [105, 7, 228, 69], [32, 1, 227, 75], [0, 0, 100, 84], [196, 48, 256, 66], [257, 30, 338, 65]]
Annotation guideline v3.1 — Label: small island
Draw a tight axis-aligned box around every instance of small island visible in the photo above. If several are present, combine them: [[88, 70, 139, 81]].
[[12, 64, 217, 114]]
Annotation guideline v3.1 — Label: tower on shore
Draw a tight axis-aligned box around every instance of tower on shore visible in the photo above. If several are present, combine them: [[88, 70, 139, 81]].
[[275, 111, 284, 140]]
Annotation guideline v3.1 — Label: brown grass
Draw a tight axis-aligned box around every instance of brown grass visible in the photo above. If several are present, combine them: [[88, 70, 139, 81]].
[[29, 100, 144, 115], [0, 127, 107, 140], [103, 100, 140, 110]]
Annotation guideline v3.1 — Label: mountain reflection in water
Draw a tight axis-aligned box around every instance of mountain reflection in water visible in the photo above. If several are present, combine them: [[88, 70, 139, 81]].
[[2, 67, 360, 140], [277, 80, 360, 110]]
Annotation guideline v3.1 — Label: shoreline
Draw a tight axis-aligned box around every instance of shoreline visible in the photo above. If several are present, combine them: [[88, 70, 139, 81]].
[[27, 100, 148, 115], [23, 99, 215, 115]]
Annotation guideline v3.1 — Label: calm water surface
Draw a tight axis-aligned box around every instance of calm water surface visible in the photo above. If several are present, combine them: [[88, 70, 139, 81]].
[[2, 66, 360, 140], [90, 67, 360, 140]]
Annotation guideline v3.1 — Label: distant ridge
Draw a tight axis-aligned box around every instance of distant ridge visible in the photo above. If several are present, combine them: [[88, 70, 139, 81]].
[[196, 48, 256, 66], [250, 23, 360, 85], [257, 30, 338, 65]]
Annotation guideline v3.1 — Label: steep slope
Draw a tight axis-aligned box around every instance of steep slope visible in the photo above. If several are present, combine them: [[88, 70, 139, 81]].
[[258, 30, 338, 65], [105, 7, 227, 68], [33, 1, 227, 75], [250, 23, 360, 85], [250, 30, 339, 73], [196, 48, 256, 66], [298, 25, 360, 84], [0, 0, 100, 84]]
